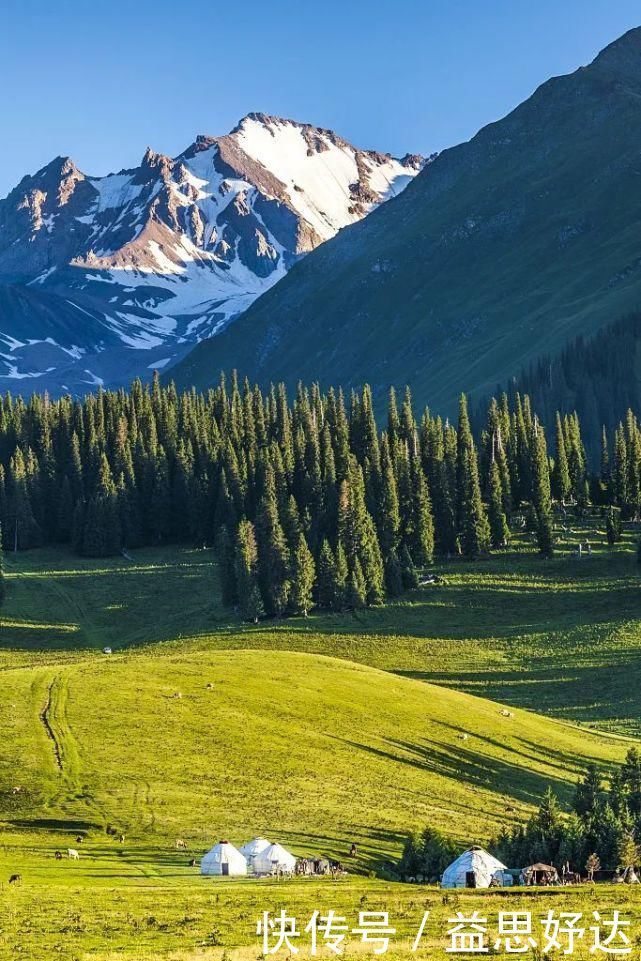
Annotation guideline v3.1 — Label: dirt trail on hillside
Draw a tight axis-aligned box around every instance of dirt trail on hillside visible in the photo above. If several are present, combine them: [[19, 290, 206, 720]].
[[40, 678, 63, 771]]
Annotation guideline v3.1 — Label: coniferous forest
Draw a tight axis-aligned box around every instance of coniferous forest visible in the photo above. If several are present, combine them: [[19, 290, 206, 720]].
[[0, 372, 640, 617], [484, 312, 641, 462]]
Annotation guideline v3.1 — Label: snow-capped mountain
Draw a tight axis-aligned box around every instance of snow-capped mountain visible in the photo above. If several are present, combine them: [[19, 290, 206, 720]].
[[0, 114, 423, 393]]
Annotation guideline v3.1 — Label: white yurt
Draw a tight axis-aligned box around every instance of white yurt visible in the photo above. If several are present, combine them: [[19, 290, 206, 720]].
[[240, 837, 272, 872], [253, 842, 297, 875], [441, 847, 507, 889], [200, 840, 247, 877]]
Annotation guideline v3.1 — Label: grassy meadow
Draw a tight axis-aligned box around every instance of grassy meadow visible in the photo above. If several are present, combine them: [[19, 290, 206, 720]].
[[1, 514, 641, 958]]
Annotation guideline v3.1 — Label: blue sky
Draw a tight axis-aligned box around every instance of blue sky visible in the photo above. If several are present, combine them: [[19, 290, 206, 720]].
[[1, 0, 639, 196]]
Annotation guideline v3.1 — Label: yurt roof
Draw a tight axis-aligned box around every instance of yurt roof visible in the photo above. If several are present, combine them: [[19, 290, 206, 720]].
[[263, 842, 295, 862], [202, 840, 246, 862], [443, 847, 507, 874], [240, 837, 272, 856], [460, 846, 505, 864]]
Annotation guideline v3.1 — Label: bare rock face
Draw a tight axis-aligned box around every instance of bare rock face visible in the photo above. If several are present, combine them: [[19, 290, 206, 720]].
[[0, 113, 423, 394]]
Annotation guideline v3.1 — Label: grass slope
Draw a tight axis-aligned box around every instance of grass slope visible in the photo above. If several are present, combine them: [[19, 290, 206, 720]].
[[2, 526, 641, 959], [3, 521, 641, 732], [0, 643, 636, 961], [1, 648, 626, 856]]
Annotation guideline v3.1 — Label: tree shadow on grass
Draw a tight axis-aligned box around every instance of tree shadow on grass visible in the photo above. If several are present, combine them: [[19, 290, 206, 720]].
[[1, 554, 224, 652], [331, 734, 573, 808], [397, 654, 641, 729], [7, 816, 101, 832]]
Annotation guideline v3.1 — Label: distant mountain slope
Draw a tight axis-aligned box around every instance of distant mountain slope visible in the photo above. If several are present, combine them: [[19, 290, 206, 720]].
[[0, 115, 421, 394], [171, 28, 641, 416], [476, 312, 641, 461]]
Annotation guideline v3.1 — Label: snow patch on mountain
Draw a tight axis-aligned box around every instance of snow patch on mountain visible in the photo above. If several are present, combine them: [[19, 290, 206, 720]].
[[0, 113, 426, 394]]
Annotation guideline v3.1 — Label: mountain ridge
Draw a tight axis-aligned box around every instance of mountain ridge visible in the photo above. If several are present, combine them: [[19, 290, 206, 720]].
[[0, 114, 422, 393], [170, 27, 641, 417]]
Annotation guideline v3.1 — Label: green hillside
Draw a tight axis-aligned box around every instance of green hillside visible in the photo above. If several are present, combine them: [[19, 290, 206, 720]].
[[2, 535, 641, 959], [4, 525, 641, 733], [3, 648, 625, 857], [170, 27, 641, 417]]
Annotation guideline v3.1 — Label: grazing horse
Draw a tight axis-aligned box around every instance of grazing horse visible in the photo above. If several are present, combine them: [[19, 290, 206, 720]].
[[175, 839, 187, 850], [9, 874, 22, 884], [67, 849, 80, 860]]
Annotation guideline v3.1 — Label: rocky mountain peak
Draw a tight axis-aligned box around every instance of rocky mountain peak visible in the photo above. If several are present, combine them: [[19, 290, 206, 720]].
[[0, 114, 422, 395]]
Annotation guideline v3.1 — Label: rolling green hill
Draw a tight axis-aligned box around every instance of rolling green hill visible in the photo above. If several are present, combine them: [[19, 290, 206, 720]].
[[0, 648, 627, 862], [170, 27, 641, 417], [3, 524, 641, 733], [2, 532, 641, 959]]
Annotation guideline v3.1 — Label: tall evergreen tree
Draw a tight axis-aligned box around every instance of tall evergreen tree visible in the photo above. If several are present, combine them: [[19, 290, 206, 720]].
[[290, 532, 316, 616], [81, 454, 121, 557], [487, 459, 509, 549], [552, 412, 571, 503], [459, 445, 490, 558], [234, 519, 263, 622], [530, 419, 555, 557], [256, 470, 291, 616], [605, 505, 622, 545], [384, 547, 404, 597], [316, 540, 340, 610], [0, 522, 4, 605]]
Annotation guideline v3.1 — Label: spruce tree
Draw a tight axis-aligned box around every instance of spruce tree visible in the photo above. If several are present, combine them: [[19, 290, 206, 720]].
[[573, 763, 603, 818], [387, 387, 400, 448], [605, 506, 622, 545], [0, 522, 4, 605], [613, 426, 629, 512], [338, 460, 384, 605], [290, 532, 315, 616], [377, 437, 400, 555], [409, 459, 435, 564], [334, 540, 349, 610], [552, 412, 571, 503], [255, 470, 291, 616], [459, 445, 490, 558], [488, 459, 509, 549], [384, 548, 404, 597], [346, 556, 367, 609], [245, 583, 265, 624], [6, 448, 42, 550], [456, 393, 474, 525], [530, 419, 554, 557], [234, 519, 263, 622], [81, 454, 121, 557], [316, 540, 339, 610], [600, 426, 610, 490], [399, 544, 419, 590]]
